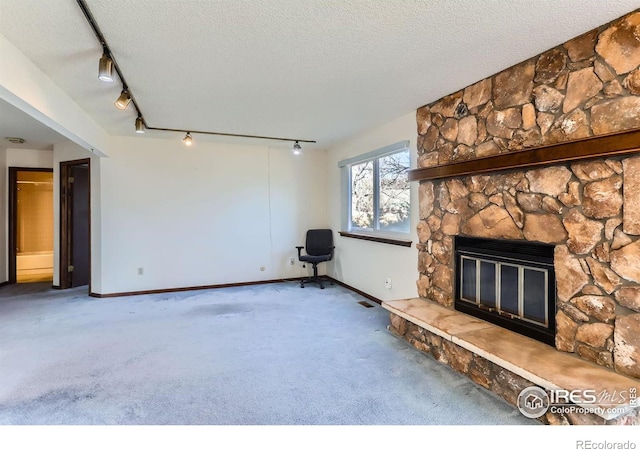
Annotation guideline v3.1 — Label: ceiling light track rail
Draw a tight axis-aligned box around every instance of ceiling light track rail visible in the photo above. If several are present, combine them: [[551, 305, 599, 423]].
[[147, 127, 315, 144], [76, 0, 147, 127], [75, 0, 315, 150]]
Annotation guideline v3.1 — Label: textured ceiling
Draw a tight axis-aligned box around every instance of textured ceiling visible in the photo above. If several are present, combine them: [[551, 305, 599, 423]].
[[1, 0, 639, 150]]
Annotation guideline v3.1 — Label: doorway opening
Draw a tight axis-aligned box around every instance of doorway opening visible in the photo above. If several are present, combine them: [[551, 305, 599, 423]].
[[59, 159, 91, 289], [8, 168, 54, 284]]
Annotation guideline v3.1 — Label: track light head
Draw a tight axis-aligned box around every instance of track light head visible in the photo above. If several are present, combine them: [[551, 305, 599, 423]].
[[293, 141, 302, 155], [115, 90, 131, 110], [135, 116, 145, 134], [183, 132, 193, 146], [98, 53, 114, 82]]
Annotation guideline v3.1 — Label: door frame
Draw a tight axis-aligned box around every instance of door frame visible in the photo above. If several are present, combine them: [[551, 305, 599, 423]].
[[8, 167, 54, 285], [59, 158, 91, 290]]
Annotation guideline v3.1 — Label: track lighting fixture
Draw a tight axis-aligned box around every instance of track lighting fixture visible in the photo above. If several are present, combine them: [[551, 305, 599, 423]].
[[135, 116, 145, 134], [115, 90, 131, 110], [79, 0, 316, 147], [98, 52, 114, 82]]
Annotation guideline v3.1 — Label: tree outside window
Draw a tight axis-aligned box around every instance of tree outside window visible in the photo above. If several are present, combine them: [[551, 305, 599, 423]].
[[349, 148, 410, 234]]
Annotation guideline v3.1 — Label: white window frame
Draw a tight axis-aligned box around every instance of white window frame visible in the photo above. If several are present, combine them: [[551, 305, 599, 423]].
[[339, 141, 411, 239]]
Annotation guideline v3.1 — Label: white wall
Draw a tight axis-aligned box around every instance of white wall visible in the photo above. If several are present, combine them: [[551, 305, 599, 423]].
[[1, 23, 415, 298], [268, 147, 329, 278], [0, 32, 330, 294], [326, 112, 419, 301], [96, 136, 327, 295], [6, 148, 54, 169]]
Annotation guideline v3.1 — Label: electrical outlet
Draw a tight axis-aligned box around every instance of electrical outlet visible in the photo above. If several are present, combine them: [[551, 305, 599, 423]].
[[138, 267, 144, 275], [384, 277, 392, 289]]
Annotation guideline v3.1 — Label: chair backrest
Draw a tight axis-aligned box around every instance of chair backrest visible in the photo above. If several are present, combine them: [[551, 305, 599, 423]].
[[305, 229, 333, 256]]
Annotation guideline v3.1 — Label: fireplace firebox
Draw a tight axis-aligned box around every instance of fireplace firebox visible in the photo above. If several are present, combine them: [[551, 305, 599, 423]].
[[454, 236, 556, 346]]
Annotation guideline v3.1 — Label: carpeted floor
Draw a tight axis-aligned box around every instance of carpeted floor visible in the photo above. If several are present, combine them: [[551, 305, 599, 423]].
[[0, 281, 536, 425]]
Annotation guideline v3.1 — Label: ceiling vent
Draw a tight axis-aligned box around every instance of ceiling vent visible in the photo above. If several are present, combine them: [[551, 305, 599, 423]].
[[5, 137, 26, 144]]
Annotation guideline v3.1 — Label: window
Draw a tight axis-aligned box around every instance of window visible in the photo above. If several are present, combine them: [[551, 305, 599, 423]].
[[339, 141, 411, 239]]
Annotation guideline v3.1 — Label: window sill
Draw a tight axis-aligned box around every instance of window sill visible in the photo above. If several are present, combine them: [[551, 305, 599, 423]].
[[338, 231, 412, 247]]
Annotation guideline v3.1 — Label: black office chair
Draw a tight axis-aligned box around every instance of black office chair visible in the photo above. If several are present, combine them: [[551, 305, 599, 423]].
[[296, 229, 334, 289]]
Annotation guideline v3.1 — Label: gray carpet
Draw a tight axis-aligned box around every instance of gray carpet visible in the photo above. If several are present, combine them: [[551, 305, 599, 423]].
[[0, 281, 536, 425]]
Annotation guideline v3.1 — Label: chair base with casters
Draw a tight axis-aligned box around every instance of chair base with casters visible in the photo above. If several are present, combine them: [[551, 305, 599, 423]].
[[296, 229, 334, 290], [298, 262, 333, 289]]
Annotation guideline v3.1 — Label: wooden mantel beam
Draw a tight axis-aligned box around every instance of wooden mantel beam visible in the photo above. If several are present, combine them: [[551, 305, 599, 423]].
[[408, 129, 640, 182]]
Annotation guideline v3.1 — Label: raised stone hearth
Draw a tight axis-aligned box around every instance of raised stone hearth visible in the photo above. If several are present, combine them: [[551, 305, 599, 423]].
[[384, 299, 640, 425], [412, 10, 640, 386]]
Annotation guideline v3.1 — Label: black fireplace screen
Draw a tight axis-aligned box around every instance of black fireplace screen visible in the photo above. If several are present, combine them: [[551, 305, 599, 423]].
[[454, 236, 556, 345]]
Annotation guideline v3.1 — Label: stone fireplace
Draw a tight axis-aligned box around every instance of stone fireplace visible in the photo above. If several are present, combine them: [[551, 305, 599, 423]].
[[384, 10, 640, 425], [411, 10, 640, 380]]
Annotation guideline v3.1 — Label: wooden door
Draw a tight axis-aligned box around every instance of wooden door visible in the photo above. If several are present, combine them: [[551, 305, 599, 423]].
[[70, 164, 90, 287], [60, 159, 90, 289]]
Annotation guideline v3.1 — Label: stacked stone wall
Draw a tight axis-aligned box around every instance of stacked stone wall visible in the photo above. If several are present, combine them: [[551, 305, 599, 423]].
[[415, 11, 640, 379]]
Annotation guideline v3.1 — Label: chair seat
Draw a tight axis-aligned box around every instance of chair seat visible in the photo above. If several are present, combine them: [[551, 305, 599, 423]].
[[299, 254, 331, 264]]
